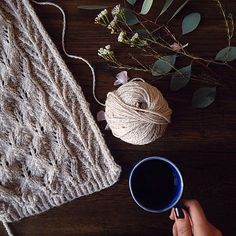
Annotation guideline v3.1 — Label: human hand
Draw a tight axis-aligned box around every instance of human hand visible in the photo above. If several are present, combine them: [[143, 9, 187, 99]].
[[169, 199, 222, 236]]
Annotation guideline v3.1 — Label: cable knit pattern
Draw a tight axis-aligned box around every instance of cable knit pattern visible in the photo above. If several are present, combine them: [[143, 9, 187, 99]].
[[0, 0, 121, 222]]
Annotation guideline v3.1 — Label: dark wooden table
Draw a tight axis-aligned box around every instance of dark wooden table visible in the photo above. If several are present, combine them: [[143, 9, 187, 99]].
[[2, 0, 236, 235]]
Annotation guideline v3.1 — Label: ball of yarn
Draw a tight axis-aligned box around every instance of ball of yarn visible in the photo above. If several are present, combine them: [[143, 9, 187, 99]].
[[105, 79, 172, 145]]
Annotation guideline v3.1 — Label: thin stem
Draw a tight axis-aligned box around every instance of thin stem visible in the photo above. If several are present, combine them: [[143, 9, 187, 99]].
[[138, 20, 160, 43], [214, 0, 232, 47], [104, 15, 110, 25], [194, 59, 221, 81], [110, 64, 151, 72], [191, 75, 222, 86], [129, 54, 151, 70], [120, 12, 134, 32], [162, 25, 179, 42]]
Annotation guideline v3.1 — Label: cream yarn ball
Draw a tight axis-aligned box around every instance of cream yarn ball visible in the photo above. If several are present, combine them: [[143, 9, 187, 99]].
[[105, 79, 172, 145]]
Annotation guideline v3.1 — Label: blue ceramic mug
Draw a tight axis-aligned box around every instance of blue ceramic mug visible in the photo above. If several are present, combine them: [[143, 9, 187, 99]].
[[129, 156, 184, 213]]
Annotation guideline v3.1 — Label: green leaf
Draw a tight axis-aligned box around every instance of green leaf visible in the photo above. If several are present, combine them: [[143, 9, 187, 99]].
[[135, 28, 149, 37], [123, 10, 139, 25], [140, 0, 153, 15], [192, 87, 216, 108], [215, 46, 236, 62], [152, 55, 176, 76], [170, 65, 191, 91], [126, 0, 137, 5], [158, 0, 174, 17], [77, 5, 109, 10], [168, 0, 190, 22], [182, 13, 201, 35]]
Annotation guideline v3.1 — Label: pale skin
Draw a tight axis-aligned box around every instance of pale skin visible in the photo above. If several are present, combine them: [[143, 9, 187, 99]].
[[169, 199, 223, 236]]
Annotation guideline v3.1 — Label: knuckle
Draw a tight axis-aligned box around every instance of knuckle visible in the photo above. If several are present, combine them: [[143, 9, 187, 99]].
[[178, 225, 192, 234], [188, 199, 199, 206]]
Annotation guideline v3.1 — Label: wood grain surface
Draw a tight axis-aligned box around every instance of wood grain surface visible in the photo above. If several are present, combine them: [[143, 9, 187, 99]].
[[1, 0, 236, 235]]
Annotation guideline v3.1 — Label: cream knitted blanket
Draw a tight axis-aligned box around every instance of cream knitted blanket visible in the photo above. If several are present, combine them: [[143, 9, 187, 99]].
[[0, 0, 121, 227]]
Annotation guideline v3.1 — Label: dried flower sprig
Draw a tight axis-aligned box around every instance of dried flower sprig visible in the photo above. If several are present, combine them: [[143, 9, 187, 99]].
[[98, 44, 151, 72], [98, 45, 115, 61], [95, 9, 109, 26], [214, 0, 234, 47], [91, 1, 236, 108]]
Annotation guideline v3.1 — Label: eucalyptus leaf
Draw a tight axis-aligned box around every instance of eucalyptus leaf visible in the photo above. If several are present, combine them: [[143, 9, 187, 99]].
[[77, 5, 109, 10], [123, 10, 139, 25], [135, 28, 149, 37], [152, 55, 176, 76], [215, 46, 236, 62], [158, 0, 174, 17], [140, 0, 153, 15], [192, 87, 216, 108], [182, 13, 201, 35], [168, 0, 190, 22], [170, 65, 191, 91], [126, 0, 137, 5]]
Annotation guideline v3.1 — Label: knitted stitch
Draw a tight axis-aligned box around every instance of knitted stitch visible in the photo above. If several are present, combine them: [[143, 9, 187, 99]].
[[0, 0, 121, 223]]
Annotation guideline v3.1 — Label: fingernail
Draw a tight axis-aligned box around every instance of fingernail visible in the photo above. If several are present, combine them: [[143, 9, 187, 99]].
[[174, 207, 185, 219]]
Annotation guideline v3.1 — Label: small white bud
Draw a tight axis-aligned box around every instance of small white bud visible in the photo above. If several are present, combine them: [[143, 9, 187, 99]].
[[131, 33, 139, 42], [101, 9, 108, 16], [112, 4, 121, 16], [118, 31, 126, 42]]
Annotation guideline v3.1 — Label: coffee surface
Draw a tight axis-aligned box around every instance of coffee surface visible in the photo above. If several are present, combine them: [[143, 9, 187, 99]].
[[131, 160, 176, 210]]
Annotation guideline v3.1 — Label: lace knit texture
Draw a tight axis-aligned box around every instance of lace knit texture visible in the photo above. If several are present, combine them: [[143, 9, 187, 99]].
[[0, 0, 121, 223]]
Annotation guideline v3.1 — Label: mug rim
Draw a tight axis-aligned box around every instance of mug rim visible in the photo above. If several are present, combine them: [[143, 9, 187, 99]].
[[129, 156, 184, 213]]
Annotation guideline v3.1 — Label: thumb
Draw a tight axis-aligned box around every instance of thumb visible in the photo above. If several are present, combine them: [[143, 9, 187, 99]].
[[174, 208, 193, 236]]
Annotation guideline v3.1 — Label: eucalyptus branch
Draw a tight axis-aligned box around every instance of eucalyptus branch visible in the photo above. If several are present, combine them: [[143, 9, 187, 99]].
[[95, 2, 235, 100], [138, 26, 228, 68]]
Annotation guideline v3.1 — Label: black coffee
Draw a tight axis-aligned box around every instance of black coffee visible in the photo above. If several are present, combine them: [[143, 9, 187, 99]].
[[131, 160, 177, 210]]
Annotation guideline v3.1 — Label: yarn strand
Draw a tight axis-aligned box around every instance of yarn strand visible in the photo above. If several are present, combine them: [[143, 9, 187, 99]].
[[31, 0, 105, 106], [2, 222, 14, 236]]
